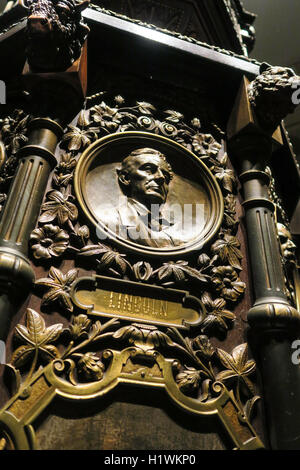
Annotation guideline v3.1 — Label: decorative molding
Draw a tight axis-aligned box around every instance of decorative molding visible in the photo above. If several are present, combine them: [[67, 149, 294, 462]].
[[0, 5, 261, 69]]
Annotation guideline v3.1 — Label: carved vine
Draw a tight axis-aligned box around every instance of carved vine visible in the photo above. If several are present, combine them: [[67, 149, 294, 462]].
[[29, 94, 246, 339], [1, 94, 260, 443], [7, 307, 259, 424]]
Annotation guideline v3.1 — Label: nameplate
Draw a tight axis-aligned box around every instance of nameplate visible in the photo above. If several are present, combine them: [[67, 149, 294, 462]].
[[71, 275, 203, 329]]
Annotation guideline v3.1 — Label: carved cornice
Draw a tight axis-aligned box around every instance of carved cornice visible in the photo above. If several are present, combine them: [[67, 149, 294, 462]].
[[0, 4, 261, 69]]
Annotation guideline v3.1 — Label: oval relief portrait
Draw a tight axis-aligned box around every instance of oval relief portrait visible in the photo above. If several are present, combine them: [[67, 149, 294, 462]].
[[74, 132, 223, 258]]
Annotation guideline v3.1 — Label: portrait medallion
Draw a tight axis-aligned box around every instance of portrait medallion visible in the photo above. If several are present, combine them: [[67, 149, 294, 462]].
[[74, 132, 223, 258]]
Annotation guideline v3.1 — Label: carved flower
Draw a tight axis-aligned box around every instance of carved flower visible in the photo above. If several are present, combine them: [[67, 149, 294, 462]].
[[62, 125, 97, 151], [192, 133, 221, 158], [211, 266, 246, 301], [35, 267, 78, 312], [211, 234, 243, 270], [77, 352, 105, 381], [39, 190, 78, 226], [200, 292, 236, 334], [69, 314, 91, 340], [30, 224, 69, 259], [176, 367, 202, 394], [91, 102, 122, 130], [193, 335, 215, 359], [132, 261, 153, 282]]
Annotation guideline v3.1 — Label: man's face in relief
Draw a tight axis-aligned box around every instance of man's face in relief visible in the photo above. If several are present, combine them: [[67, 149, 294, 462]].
[[121, 153, 172, 208]]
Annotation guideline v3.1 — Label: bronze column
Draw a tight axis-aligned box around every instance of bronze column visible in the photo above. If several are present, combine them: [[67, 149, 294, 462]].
[[228, 70, 300, 449], [0, 118, 63, 341], [0, 32, 87, 342]]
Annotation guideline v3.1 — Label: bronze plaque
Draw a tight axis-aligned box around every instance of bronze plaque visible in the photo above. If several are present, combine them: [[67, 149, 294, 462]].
[[74, 132, 223, 258], [71, 275, 203, 329]]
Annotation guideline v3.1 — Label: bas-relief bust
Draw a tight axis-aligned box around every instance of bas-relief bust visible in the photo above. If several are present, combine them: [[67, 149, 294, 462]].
[[101, 148, 194, 248]]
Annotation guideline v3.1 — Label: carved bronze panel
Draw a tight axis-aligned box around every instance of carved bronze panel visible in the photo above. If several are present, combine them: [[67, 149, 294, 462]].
[[0, 90, 265, 450]]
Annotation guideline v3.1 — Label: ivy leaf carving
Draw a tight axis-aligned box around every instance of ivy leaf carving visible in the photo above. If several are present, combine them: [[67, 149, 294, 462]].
[[11, 309, 63, 368], [97, 250, 131, 277], [211, 234, 243, 270], [200, 293, 235, 334], [216, 343, 256, 394], [213, 166, 236, 193], [39, 190, 78, 226], [61, 125, 97, 151], [35, 267, 78, 312], [155, 261, 209, 286]]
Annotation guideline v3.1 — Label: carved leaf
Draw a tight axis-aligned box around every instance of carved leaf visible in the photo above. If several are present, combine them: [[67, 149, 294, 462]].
[[113, 325, 142, 342], [216, 344, 256, 387], [136, 102, 156, 115], [40, 190, 78, 226], [15, 309, 63, 348], [164, 110, 184, 122], [35, 268, 77, 312], [179, 265, 210, 284], [62, 125, 97, 151], [12, 309, 63, 368], [244, 396, 261, 422], [78, 243, 109, 257], [97, 251, 131, 276], [41, 344, 60, 360], [211, 235, 243, 270], [213, 167, 236, 193], [10, 345, 34, 368]]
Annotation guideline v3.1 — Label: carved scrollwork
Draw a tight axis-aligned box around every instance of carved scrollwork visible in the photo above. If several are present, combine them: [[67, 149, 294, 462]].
[[7, 306, 259, 423]]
